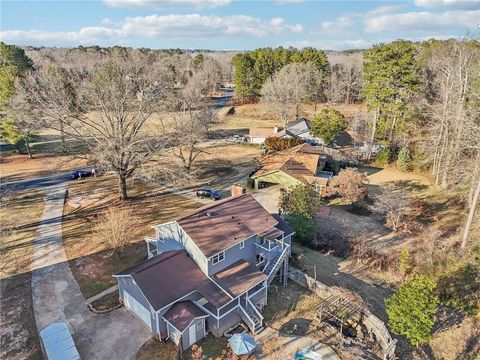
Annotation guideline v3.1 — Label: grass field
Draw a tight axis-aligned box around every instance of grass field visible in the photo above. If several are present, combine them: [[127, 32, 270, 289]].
[[0, 189, 45, 360]]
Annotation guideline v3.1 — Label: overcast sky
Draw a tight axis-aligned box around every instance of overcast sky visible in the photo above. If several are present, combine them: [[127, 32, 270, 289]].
[[1, 0, 479, 50]]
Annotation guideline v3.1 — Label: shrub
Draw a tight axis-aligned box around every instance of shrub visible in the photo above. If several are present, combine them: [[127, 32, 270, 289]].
[[285, 213, 317, 245], [328, 167, 368, 205], [264, 136, 303, 151], [94, 207, 136, 254], [399, 248, 413, 276], [279, 184, 323, 219], [385, 274, 439, 346], [311, 107, 348, 145], [396, 147, 411, 171], [280, 184, 323, 246], [375, 148, 391, 165]]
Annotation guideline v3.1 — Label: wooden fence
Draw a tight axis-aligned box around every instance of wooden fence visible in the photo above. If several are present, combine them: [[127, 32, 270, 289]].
[[288, 267, 397, 360]]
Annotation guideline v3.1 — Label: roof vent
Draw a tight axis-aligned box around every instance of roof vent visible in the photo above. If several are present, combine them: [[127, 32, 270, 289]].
[[206, 211, 213, 217]]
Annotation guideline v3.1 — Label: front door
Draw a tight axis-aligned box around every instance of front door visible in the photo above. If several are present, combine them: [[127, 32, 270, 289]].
[[188, 322, 197, 347]]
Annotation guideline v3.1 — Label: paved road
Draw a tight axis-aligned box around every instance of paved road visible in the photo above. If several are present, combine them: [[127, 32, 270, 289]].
[[32, 184, 150, 359], [0, 172, 72, 193]]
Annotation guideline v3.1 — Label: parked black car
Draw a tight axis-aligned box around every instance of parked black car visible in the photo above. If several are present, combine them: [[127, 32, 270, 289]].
[[196, 188, 221, 200], [70, 169, 94, 180]]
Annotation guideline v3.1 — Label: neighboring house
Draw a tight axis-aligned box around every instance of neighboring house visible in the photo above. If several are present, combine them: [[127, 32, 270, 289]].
[[285, 118, 322, 145], [247, 126, 295, 144], [250, 144, 333, 190], [114, 191, 294, 350]]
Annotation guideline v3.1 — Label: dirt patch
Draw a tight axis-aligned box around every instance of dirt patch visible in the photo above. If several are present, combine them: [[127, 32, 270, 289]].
[[430, 316, 479, 360], [183, 335, 229, 360], [265, 280, 382, 360], [280, 318, 313, 337], [136, 338, 178, 360], [90, 290, 120, 312], [263, 280, 311, 324]]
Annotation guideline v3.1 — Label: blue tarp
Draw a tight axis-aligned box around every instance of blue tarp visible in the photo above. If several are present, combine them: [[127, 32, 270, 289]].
[[39, 322, 80, 360], [228, 333, 257, 355]]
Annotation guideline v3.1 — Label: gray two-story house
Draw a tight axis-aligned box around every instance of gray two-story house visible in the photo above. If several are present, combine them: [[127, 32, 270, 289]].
[[113, 192, 293, 350]]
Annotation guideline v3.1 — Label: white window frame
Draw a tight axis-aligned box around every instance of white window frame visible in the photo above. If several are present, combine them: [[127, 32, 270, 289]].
[[156, 229, 165, 243], [212, 251, 225, 265], [256, 254, 265, 266], [239, 241, 245, 249]]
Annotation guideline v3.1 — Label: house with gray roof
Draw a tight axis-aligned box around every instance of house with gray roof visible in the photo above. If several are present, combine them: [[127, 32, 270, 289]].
[[114, 191, 294, 350]]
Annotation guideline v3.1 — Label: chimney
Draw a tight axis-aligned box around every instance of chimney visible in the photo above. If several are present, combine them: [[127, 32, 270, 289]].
[[273, 126, 279, 134], [231, 184, 246, 197]]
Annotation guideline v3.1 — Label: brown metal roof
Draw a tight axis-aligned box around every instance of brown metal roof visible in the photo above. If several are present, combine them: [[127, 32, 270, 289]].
[[115, 250, 231, 310], [177, 194, 278, 257], [163, 301, 207, 332], [212, 260, 267, 298]]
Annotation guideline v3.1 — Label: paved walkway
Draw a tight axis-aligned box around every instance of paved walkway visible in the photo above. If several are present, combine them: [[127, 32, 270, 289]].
[[31, 184, 150, 359], [256, 327, 340, 360]]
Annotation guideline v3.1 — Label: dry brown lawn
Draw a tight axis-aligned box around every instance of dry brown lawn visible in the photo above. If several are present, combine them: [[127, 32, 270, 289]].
[[63, 175, 203, 299], [0, 189, 45, 360], [216, 103, 366, 132], [0, 152, 88, 183]]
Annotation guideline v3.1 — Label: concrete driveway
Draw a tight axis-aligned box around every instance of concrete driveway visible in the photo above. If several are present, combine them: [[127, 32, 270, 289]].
[[255, 327, 340, 360], [32, 184, 150, 359]]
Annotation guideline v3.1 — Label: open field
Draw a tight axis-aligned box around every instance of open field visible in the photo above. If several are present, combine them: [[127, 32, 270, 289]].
[[0, 189, 45, 360], [216, 102, 366, 133]]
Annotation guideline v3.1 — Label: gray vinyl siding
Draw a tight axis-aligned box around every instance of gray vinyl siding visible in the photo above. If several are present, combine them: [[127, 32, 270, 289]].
[[156, 292, 204, 336], [207, 308, 242, 337], [207, 234, 257, 276], [181, 318, 206, 350], [155, 222, 208, 275], [117, 276, 158, 333], [167, 318, 206, 350]]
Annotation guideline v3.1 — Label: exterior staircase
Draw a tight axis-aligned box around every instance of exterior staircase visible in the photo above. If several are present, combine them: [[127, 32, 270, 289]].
[[263, 244, 290, 285], [245, 302, 264, 334]]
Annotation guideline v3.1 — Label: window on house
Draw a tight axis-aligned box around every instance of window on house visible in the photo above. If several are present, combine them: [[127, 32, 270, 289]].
[[212, 251, 225, 265], [256, 254, 265, 265], [257, 236, 266, 246], [240, 241, 245, 249], [156, 229, 165, 242]]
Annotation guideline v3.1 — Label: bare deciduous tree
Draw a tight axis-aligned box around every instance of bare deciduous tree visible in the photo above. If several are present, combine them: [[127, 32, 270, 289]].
[[18, 52, 175, 200], [261, 62, 321, 127], [327, 62, 362, 104], [171, 65, 218, 173], [94, 207, 136, 254], [374, 186, 410, 232], [424, 40, 480, 248]]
